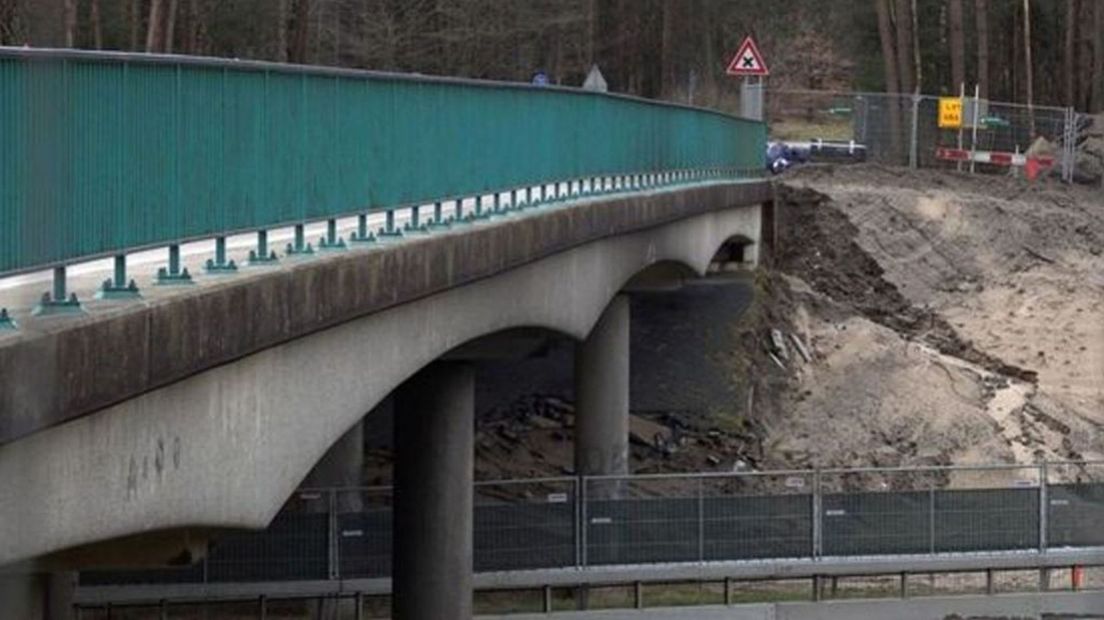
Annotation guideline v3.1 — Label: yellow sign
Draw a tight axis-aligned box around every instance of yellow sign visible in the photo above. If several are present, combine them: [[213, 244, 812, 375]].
[[939, 97, 963, 128]]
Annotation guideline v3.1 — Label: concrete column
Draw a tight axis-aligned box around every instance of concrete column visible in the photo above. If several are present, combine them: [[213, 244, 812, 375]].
[[301, 420, 365, 512], [393, 362, 474, 620], [0, 574, 45, 619], [46, 572, 75, 620], [0, 572, 74, 620], [574, 295, 630, 477]]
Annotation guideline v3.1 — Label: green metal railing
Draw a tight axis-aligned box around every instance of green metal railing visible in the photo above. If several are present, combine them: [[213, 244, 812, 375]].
[[0, 48, 765, 312]]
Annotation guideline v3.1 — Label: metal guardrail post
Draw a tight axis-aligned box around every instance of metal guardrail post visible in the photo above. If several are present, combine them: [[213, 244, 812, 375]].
[[1039, 462, 1048, 554]]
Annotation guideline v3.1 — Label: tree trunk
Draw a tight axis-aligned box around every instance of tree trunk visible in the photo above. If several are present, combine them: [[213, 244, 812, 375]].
[[660, 0, 674, 97], [146, 0, 164, 52], [975, 0, 989, 100], [63, 0, 76, 47], [948, 0, 965, 92], [876, 0, 901, 93], [90, 0, 103, 49], [876, 0, 904, 160], [275, 0, 288, 62], [911, 0, 922, 93], [290, 0, 310, 63], [1094, 0, 1104, 112], [1023, 0, 1033, 108], [586, 0, 597, 66], [164, 0, 178, 53], [1064, 0, 1077, 107], [129, 0, 141, 50], [892, 0, 915, 94]]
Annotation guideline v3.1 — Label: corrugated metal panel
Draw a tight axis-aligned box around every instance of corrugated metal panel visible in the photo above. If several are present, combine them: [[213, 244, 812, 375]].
[[0, 51, 766, 276]]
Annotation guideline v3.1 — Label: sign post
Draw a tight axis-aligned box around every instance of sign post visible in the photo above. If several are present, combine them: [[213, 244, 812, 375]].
[[726, 35, 770, 121]]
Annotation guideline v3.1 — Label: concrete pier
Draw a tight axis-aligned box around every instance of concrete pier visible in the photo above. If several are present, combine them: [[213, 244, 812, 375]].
[[393, 362, 475, 620], [300, 420, 365, 512], [574, 295, 630, 477]]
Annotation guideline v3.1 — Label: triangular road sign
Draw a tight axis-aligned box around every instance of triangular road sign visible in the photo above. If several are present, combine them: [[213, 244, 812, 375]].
[[726, 36, 770, 77]]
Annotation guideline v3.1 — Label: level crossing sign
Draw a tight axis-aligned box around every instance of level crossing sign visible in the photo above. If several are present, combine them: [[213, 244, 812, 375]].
[[726, 36, 770, 77]]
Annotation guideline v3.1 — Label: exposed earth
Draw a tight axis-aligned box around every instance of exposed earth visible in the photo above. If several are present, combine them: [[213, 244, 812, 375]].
[[363, 164, 1104, 486]]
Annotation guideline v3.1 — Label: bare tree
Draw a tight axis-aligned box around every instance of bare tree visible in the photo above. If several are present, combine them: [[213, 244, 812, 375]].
[[275, 0, 288, 62], [893, 0, 915, 93], [875, 0, 903, 159], [948, 0, 965, 92], [146, 0, 163, 52], [289, 0, 310, 63], [1094, 0, 1104, 111], [911, 0, 921, 93], [1064, 0, 1077, 107], [975, 0, 989, 100], [876, 0, 900, 94], [164, 0, 178, 53], [90, 0, 103, 49], [1023, 0, 1033, 108], [63, 0, 76, 47], [129, 0, 141, 50]]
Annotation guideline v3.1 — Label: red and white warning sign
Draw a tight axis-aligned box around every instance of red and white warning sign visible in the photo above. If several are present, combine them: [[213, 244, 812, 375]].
[[726, 35, 770, 77]]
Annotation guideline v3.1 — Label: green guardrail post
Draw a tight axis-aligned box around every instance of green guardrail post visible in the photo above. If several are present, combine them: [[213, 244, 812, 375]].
[[205, 237, 239, 273], [350, 214, 376, 244], [378, 209, 403, 238], [32, 266, 82, 315], [427, 202, 450, 230], [0, 308, 16, 330], [286, 223, 315, 254], [319, 218, 347, 250], [97, 254, 141, 299], [155, 245, 193, 285], [249, 230, 280, 264]]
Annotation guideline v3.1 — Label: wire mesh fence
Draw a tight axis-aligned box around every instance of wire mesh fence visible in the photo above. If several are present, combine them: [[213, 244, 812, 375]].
[[765, 89, 1079, 180], [79, 462, 1104, 588]]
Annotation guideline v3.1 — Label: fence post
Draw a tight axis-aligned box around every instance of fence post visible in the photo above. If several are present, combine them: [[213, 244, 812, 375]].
[[1039, 462, 1048, 553], [579, 476, 588, 567], [328, 489, 339, 580], [697, 477, 705, 564], [1062, 108, 1075, 183], [929, 482, 936, 555], [812, 469, 821, 560], [908, 94, 921, 169], [578, 474, 587, 569]]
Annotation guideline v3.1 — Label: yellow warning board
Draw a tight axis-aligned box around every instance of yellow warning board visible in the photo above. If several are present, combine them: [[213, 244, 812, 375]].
[[938, 97, 963, 128]]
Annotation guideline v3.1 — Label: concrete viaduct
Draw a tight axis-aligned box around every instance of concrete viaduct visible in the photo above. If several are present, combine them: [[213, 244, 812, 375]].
[[0, 173, 770, 618]]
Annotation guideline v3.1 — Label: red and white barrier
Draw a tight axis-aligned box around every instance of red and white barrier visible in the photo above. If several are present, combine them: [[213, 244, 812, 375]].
[[935, 147, 1055, 179]]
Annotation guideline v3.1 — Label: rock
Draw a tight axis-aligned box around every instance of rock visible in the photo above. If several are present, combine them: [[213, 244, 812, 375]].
[[789, 332, 812, 363], [629, 415, 673, 449], [769, 328, 790, 360]]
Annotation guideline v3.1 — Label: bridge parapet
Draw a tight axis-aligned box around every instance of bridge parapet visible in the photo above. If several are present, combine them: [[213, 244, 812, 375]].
[[0, 48, 764, 286]]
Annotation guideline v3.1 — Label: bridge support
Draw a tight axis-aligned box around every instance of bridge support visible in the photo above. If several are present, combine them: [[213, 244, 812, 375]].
[[300, 420, 364, 513], [0, 572, 73, 620], [394, 362, 474, 620], [575, 294, 630, 478]]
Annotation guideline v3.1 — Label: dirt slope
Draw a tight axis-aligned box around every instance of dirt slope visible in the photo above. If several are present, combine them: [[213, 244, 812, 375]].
[[770, 165, 1104, 470]]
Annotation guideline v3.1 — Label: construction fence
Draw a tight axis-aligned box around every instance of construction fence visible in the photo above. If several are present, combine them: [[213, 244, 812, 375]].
[[762, 88, 1100, 184], [80, 461, 1104, 587]]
